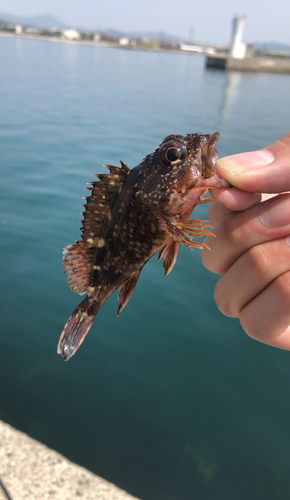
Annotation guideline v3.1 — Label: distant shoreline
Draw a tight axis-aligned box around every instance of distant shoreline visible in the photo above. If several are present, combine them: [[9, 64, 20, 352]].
[[3, 31, 289, 73], [0, 30, 202, 55], [0, 30, 123, 47]]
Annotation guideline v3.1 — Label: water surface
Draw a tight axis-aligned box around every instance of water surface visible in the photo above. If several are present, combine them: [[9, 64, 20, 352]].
[[1, 36, 290, 500]]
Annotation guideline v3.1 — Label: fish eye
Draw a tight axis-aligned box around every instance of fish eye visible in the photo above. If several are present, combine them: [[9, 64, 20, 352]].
[[158, 141, 187, 166], [166, 148, 180, 162]]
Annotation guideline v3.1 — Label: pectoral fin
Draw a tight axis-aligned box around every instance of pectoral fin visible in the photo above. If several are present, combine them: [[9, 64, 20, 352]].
[[199, 189, 213, 204], [156, 214, 214, 250]]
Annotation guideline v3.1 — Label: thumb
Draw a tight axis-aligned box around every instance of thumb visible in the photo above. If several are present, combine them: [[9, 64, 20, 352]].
[[215, 132, 290, 194]]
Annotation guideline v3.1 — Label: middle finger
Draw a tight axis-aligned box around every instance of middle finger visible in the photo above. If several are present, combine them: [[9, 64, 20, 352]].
[[202, 193, 290, 275], [214, 237, 290, 318]]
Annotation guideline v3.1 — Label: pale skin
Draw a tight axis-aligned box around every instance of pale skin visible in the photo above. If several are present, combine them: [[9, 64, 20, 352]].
[[201, 132, 290, 350]]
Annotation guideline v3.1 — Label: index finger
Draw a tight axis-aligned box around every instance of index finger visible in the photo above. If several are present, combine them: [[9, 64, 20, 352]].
[[209, 187, 262, 220]]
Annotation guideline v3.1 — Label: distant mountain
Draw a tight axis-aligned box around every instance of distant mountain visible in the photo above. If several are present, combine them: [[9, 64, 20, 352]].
[[0, 11, 183, 41], [253, 41, 290, 53], [0, 12, 69, 30]]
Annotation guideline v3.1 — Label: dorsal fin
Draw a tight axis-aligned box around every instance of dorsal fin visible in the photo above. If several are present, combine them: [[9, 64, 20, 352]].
[[63, 161, 130, 294], [80, 161, 129, 246]]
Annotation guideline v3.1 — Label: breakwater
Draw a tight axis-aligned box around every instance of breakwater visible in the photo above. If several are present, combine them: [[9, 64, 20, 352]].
[[206, 54, 290, 73]]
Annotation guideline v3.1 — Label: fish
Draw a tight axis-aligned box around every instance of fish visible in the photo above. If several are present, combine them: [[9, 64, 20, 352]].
[[58, 132, 230, 361]]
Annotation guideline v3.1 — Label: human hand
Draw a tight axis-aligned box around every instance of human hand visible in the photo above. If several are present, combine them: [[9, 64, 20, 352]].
[[202, 132, 290, 349]]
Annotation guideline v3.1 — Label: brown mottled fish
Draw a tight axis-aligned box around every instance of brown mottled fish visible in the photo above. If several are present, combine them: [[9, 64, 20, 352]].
[[58, 132, 229, 360]]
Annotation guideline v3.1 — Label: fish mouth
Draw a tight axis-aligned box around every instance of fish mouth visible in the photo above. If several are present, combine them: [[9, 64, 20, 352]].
[[201, 132, 220, 179], [198, 132, 231, 189]]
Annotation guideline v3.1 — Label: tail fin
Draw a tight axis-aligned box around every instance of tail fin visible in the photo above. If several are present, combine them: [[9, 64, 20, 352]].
[[58, 296, 100, 361]]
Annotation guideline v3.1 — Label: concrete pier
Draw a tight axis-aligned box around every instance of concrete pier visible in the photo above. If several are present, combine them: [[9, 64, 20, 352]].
[[206, 55, 290, 73], [0, 420, 140, 500]]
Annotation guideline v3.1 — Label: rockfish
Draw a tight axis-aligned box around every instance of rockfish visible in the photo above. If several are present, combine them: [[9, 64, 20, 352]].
[[58, 132, 229, 360]]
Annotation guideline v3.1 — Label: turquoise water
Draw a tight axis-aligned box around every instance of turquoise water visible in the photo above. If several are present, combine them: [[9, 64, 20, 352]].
[[1, 35, 290, 499]]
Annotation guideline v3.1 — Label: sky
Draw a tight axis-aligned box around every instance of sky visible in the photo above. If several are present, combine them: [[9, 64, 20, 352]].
[[0, 0, 290, 45]]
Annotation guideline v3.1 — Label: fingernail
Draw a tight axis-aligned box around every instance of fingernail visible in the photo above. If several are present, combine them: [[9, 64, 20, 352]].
[[285, 235, 290, 248], [259, 195, 290, 228], [216, 150, 274, 172]]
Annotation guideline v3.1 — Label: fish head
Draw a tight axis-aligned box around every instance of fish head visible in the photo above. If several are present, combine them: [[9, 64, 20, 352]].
[[136, 132, 230, 215]]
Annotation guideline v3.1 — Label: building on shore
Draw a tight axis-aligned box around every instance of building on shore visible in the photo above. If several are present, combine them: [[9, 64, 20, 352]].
[[62, 29, 81, 41]]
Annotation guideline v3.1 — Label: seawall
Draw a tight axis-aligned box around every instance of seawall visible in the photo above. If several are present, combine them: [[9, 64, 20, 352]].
[[206, 55, 290, 73], [0, 420, 140, 500]]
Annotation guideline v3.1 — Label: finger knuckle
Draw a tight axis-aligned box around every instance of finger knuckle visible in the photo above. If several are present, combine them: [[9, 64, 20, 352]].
[[246, 244, 270, 276], [201, 241, 217, 272], [239, 312, 263, 342], [274, 271, 290, 303], [208, 202, 230, 226], [222, 212, 243, 250], [214, 279, 237, 318]]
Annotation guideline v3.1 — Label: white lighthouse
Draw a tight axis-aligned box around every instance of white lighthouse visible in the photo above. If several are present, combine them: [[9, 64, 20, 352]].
[[230, 15, 246, 59]]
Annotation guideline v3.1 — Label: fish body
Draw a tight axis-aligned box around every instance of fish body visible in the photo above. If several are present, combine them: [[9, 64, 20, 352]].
[[58, 132, 229, 360]]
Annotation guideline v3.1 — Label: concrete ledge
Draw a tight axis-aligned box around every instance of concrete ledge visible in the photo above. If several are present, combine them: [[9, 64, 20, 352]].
[[206, 55, 290, 73], [0, 420, 140, 500]]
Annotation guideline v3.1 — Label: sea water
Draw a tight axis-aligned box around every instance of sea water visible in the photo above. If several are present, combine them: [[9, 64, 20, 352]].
[[1, 35, 290, 499]]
